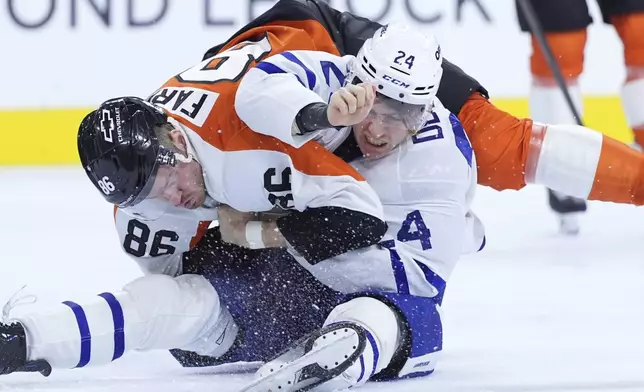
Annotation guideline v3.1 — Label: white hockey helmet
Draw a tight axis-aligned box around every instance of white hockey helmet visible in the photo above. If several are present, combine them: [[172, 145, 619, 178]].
[[348, 23, 443, 132]]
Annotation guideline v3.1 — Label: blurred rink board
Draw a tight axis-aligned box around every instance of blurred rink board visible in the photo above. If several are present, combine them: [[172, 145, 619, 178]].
[[0, 0, 632, 165], [0, 97, 631, 165]]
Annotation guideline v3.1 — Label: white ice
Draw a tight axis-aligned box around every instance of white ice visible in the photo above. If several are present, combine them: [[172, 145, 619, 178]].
[[1, 167, 643, 392]]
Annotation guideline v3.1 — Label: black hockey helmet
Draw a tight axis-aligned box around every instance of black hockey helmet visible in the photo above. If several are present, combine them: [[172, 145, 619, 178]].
[[77, 97, 178, 208]]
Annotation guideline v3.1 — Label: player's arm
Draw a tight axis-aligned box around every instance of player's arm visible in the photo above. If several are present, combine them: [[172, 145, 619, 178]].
[[206, 0, 487, 117], [219, 204, 387, 266], [219, 196, 387, 266], [277, 204, 386, 266], [217, 205, 288, 248], [236, 50, 352, 147], [219, 141, 386, 264], [458, 92, 644, 206], [269, 144, 387, 264], [309, 0, 489, 115], [114, 206, 211, 276], [253, 181, 387, 265]]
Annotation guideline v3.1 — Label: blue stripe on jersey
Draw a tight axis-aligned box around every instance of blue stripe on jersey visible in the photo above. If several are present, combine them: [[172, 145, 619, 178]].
[[320, 61, 346, 86], [449, 113, 473, 167], [415, 261, 447, 305], [364, 329, 380, 378], [62, 301, 91, 367], [380, 240, 410, 295], [381, 240, 447, 303], [255, 61, 284, 75], [281, 52, 316, 89], [98, 293, 125, 361], [255, 61, 305, 87]]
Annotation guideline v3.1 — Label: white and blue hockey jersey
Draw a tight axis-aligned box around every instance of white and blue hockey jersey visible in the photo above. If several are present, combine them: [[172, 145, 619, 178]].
[[237, 50, 485, 300]]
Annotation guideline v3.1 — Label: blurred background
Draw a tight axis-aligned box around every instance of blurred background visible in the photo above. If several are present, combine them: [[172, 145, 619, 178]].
[[0, 0, 631, 166]]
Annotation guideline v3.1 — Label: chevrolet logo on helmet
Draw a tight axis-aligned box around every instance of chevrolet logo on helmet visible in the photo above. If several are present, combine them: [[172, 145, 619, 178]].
[[100, 109, 115, 143]]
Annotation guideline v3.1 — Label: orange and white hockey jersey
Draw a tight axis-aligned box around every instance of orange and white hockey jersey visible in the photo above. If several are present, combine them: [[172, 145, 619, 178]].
[[113, 25, 385, 275]]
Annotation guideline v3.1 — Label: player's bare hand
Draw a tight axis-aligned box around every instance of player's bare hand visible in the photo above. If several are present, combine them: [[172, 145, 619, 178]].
[[327, 83, 376, 127], [217, 204, 257, 247]]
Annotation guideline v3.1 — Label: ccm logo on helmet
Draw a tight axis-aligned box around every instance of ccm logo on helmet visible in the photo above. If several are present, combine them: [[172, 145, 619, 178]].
[[383, 75, 410, 88]]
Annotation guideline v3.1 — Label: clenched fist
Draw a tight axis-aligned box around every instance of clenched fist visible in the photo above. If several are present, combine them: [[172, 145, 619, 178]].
[[327, 83, 376, 127]]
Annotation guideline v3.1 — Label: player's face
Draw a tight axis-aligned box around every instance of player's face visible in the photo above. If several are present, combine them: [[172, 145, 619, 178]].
[[353, 100, 412, 159], [157, 161, 206, 209], [144, 131, 207, 210], [145, 160, 206, 210]]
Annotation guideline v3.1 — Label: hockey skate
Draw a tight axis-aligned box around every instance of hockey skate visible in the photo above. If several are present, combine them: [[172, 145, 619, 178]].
[[548, 189, 587, 235], [0, 321, 51, 376], [239, 322, 368, 392]]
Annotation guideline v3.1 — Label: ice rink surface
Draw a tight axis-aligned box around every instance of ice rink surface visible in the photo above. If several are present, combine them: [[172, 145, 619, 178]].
[[1, 167, 643, 392]]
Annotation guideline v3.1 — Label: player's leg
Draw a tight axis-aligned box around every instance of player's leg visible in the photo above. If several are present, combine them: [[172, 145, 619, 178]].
[[170, 227, 346, 367], [245, 293, 441, 391], [0, 227, 344, 376], [515, 0, 590, 123], [516, 0, 592, 234], [601, 0, 644, 147], [529, 0, 644, 206], [0, 273, 235, 376]]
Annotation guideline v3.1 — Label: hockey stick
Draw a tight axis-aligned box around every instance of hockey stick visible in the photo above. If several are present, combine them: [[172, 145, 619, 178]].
[[516, 0, 584, 126], [516, 0, 587, 229]]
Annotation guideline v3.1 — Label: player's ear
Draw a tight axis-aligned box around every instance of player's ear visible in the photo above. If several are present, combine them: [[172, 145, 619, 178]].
[[168, 128, 188, 153]]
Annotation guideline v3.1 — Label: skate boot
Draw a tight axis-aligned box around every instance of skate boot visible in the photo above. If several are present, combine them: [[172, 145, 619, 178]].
[[240, 322, 368, 392], [0, 321, 51, 376], [548, 189, 587, 235]]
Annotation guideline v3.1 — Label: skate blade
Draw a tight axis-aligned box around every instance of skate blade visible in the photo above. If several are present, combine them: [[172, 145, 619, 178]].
[[558, 212, 582, 236]]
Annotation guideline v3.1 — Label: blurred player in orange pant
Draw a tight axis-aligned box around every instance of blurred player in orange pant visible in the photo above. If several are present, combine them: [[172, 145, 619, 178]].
[[516, 0, 644, 234]]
